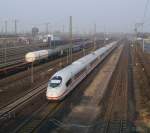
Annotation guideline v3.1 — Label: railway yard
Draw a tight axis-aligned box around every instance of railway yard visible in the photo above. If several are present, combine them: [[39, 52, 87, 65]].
[[0, 37, 150, 133]]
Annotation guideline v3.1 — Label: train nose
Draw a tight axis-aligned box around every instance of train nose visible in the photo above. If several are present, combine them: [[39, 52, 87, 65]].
[[46, 90, 59, 99], [46, 90, 55, 96]]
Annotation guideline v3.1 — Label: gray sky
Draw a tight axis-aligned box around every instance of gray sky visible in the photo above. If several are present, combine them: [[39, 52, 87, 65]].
[[0, 0, 149, 33]]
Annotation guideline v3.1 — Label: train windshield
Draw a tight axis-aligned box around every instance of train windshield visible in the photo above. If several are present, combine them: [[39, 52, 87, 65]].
[[49, 76, 62, 88]]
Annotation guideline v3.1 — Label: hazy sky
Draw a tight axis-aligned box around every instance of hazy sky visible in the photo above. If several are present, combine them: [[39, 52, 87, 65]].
[[0, 0, 149, 33]]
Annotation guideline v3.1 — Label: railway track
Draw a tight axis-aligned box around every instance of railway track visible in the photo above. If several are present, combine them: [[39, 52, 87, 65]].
[[12, 101, 62, 133], [99, 120, 128, 133], [135, 46, 150, 84], [0, 83, 47, 120], [0, 85, 47, 132], [0, 82, 50, 133], [98, 42, 135, 133], [104, 43, 128, 120], [132, 42, 150, 131], [133, 43, 150, 102]]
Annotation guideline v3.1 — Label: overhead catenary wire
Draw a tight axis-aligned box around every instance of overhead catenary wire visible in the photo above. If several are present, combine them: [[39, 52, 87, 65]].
[[134, 0, 150, 52], [135, 0, 150, 32], [141, 0, 150, 32], [143, 0, 150, 23]]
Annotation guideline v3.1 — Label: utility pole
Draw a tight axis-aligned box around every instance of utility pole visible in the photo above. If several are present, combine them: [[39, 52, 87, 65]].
[[62, 25, 64, 33], [104, 26, 106, 44], [69, 16, 73, 63], [0, 21, 4, 35], [135, 23, 144, 50], [143, 39, 145, 52], [4, 47, 6, 63], [94, 23, 96, 34], [5, 20, 7, 35], [1, 27, 3, 35], [93, 23, 96, 51], [135, 23, 143, 35], [45, 22, 50, 34], [142, 23, 145, 52], [14, 19, 18, 35]]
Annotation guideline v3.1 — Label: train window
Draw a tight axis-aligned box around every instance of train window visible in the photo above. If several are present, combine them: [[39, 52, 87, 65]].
[[75, 68, 86, 79], [49, 76, 62, 88], [66, 79, 72, 87]]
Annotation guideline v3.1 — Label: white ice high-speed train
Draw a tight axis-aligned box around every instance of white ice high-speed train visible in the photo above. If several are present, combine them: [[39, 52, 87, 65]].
[[46, 41, 117, 100]]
